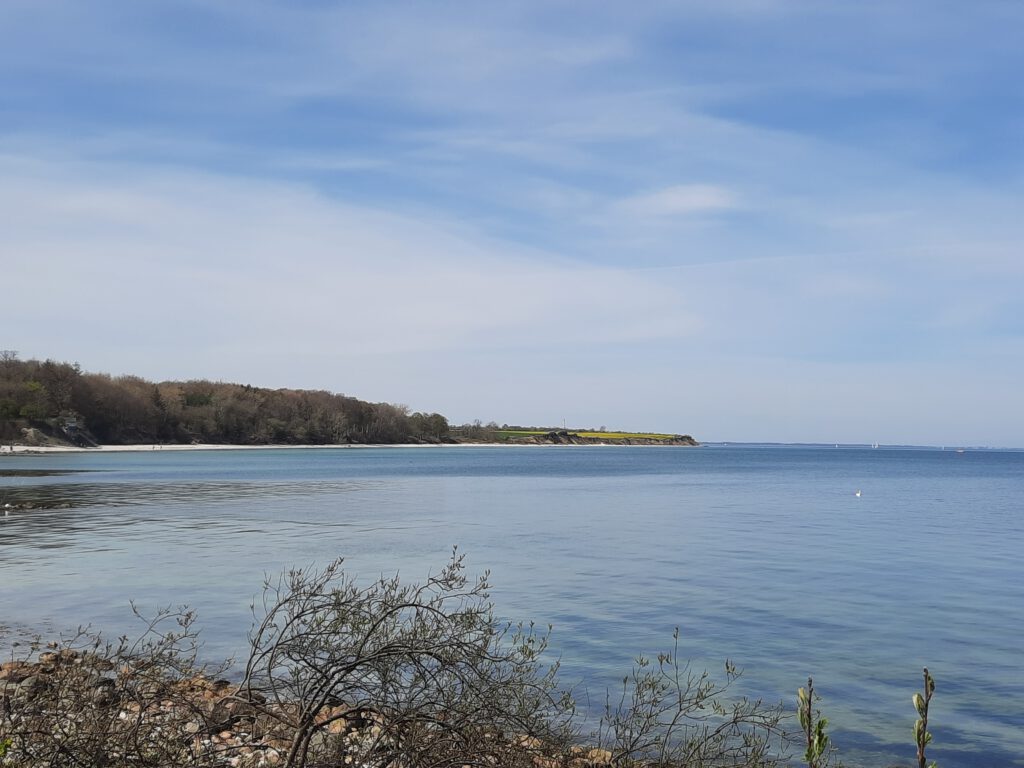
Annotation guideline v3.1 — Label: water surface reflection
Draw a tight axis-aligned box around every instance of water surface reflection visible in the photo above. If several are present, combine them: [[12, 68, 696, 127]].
[[2, 447, 1022, 768]]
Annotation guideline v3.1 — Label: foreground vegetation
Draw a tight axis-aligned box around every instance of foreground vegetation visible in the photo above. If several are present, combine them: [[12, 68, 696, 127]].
[[1, 554, 938, 768]]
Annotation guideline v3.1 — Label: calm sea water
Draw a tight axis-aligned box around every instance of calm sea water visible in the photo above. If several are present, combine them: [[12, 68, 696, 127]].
[[1, 445, 1021, 767]]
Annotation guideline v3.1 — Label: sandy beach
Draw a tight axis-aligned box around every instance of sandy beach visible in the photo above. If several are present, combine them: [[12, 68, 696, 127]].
[[0, 441, 657, 455], [0, 442, 532, 455]]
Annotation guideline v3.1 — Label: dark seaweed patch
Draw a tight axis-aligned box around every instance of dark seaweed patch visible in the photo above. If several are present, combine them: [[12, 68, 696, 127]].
[[0, 469, 94, 477]]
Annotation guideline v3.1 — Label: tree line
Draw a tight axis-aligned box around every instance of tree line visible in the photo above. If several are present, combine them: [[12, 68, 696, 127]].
[[0, 352, 450, 446]]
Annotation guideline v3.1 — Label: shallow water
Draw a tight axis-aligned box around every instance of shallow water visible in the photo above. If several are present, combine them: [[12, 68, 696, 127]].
[[2, 445, 1022, 767]]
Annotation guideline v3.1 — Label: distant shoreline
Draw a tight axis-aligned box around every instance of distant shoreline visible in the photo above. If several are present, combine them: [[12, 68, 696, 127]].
[[2, 441, 698, 455]]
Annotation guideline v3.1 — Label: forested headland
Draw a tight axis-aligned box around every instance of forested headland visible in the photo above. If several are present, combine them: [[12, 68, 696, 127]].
[[0, 353, 450, 446], [0, 353, 697, 448]]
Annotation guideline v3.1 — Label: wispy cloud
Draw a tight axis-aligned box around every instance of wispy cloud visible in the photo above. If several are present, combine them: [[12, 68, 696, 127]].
[[614, 184, 738, 217], [1, 155, 700, 361]]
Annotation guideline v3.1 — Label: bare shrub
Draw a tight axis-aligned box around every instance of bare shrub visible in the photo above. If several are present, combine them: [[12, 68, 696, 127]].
[[236, 549, 576, 768], [0, 606, 231, 767], [2, 555, 793, 768], [595, 629, 787, 768]]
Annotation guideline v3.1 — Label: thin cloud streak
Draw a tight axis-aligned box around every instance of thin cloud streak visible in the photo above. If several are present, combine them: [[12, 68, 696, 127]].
[[614, 185, 738, 217]]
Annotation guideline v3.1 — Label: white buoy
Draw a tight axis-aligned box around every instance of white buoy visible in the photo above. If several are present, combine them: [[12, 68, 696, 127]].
[[855, 490, 861, 497]]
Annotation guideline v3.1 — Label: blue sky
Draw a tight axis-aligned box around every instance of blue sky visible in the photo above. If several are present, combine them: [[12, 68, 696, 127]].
[[3, 1, 1022, 445]]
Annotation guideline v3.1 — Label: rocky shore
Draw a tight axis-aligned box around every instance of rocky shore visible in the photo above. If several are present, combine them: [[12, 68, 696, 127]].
[[0, 648, 612, 768], [2, 651, 288, 767]]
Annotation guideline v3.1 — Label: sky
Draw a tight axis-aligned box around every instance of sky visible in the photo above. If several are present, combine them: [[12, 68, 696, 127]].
[[2, 1, 1023, 446]]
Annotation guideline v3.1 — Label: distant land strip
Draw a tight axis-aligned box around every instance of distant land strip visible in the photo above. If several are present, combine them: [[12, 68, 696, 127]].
[[484, 428, 698, 446], [0, 353, 697, 450]]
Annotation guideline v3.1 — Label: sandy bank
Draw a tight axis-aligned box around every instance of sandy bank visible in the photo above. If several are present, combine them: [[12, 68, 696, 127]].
[[1, 441, 693, 455], [1, 442, 544, 455]]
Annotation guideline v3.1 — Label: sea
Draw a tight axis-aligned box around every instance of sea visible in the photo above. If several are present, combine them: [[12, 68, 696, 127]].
[[1, 444, 1021, 767]]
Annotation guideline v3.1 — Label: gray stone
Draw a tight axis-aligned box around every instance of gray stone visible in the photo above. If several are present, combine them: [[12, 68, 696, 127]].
[[18, 674, 45, 696]]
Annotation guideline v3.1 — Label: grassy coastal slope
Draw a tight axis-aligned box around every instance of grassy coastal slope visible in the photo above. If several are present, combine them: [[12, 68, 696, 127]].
[[493, 428, 698, 446]]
